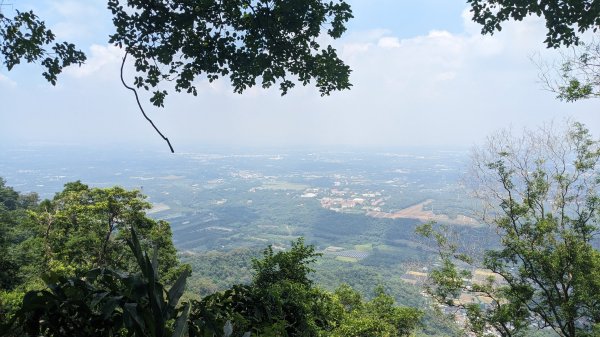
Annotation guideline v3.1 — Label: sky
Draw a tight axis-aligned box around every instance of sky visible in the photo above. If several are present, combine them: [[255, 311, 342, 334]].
[[1, 0, 599, 152]]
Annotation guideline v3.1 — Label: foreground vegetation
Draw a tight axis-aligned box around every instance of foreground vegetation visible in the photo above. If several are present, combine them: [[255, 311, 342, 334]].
[[0, 179, 426, 336]]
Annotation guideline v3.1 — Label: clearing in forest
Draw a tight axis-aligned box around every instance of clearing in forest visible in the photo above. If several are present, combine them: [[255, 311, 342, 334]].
[[366, 199, 479, 226]]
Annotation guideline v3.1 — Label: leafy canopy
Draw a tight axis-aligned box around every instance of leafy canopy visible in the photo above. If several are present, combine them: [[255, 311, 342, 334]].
[[467, 0, 600, 48], [1, 1, 353, 151], [108, 0, 353, 107], [1, 1, 352, 104], [0, 179, 187, 324], [0, 178, 38, 292], [0, 10, 86, 84], [189, 239, 423, 337], [24, 181, 186, 284], [538, 39, 600, 102], [419, 121, 600, 337], [1, 227, 191, 337]]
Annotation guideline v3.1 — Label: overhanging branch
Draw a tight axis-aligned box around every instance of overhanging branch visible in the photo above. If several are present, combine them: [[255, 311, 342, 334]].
[[120, 51, 174, 153]]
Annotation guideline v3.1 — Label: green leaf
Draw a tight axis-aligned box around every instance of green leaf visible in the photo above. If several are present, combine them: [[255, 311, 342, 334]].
[[152, 244, 159, 279], [101, 297, 121, 319], [172, 302, 190, 337], [124, 302, 145, 330], [167, 268, 190, 309]]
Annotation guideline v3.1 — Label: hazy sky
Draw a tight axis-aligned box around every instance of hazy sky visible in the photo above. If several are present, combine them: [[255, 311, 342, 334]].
[[1, 0, 599, 152]]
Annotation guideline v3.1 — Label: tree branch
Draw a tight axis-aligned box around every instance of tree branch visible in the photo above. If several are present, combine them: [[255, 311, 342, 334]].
[[120, 51, 174, 153]]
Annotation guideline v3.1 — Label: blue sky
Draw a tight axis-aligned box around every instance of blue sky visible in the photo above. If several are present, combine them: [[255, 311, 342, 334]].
[[1, 0, 598, 151], [347, 0, 465, 37]]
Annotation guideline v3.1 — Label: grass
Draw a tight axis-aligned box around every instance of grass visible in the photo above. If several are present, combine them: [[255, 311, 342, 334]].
[[335, 256, 359, 263]]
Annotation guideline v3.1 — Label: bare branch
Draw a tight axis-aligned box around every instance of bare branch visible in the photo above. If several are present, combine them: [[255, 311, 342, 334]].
[[120, 51, 174, 153]]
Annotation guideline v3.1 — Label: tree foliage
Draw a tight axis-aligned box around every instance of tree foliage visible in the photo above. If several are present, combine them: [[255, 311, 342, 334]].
[[331, 285, 423, 337], [0, 180, 188, 325], [467, 1, 600, 103], [2, 219, 423, 337], [108, 0, 353, 107], [0, 9, 86, 84], [252, 237, 319, 288], [188, 238, 332, 337], [22, 181, 185, 284], [1, 227, 191, 337], [0, 178, 38, 291], [417, 222, 530, 337], [467, 0, 600, 48], [1, 0, 352, 104], [419, 121, 600, 337], [1, 1, 353, 151], [538, 39, 600, 102], [189, 239, 423, 337]]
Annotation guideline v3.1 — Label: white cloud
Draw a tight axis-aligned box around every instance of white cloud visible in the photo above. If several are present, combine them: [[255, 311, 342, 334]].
[[0, 73, 17, 87], [338, 11, 552, 93], [343, 42, 372, 55], [297, 9, 599, 146], [377, 37, 400, 48], [65, 44, 123, 79]]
